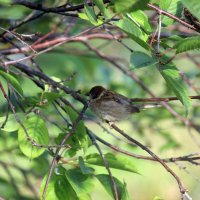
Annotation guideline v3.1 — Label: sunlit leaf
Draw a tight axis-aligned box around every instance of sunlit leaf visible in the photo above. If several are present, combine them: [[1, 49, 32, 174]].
[[78, 13, 103, 25], [116, 17, 149, 49], [0, 113, 25, 132], [85, 153, 139, 173], [84, 3, 98, 25], [160, 0, 183, 25], [127, 10, 152, 33], [18, 115, 49, 159], [78, 13, 90, 20], [153, 196, 164, 200]]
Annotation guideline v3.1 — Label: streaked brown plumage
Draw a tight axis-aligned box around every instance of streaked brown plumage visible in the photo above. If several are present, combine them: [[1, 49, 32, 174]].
[[87, 86, 161, 123], [87, 86, 140, 122]]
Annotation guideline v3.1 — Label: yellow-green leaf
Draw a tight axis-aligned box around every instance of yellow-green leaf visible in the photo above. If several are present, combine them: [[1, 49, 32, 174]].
[[18, 116, 49, 159]]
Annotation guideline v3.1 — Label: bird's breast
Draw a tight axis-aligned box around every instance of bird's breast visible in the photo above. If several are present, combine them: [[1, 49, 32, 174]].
[[89, 99, 131, 122]]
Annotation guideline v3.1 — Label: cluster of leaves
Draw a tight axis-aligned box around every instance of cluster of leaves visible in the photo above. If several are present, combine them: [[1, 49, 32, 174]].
[[0, 0, 200, 199], [0, 74, 140, 199]]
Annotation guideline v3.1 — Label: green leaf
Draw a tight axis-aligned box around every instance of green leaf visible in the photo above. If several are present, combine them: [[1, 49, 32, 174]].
[[84, 3, 98, 25], [0, 0, 11, 5], [55, 132, 82, 157], [96, 174, 131, 200], [40, 166, 78, 200], [21, 96, 41, 108], [116, 17, 149, 49], [181, 0, 200, 20], [66, 105, 89, 154], [0, 5, 27, 19], [93, 0, 109, 18], [18, 116, 49, 159], [78, 13, 103, 25], [65, 168, 94, 199], [130, 51, 157, 69], [0, 70, 23, 96], [121, 182, 131, 200], [78, 13, 90, 21], [79, 156, 95, 175], [0, 113, 25, 132], [173, 36, 200, 54], [85, 153, 139, 174], [159, 64, 192, 114], [42, 91, 63, 103], [127, 10, 152, 33], [160, 0, 183, 25], [153, 196, 164, 200], [111, 0, 149, 13]]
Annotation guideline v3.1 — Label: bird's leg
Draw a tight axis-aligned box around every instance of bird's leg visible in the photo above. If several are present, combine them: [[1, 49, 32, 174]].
[[106, 120, 115, 128]]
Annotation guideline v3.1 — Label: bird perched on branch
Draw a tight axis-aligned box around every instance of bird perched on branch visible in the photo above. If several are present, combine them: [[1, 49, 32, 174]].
[[87, 86, 161, 123]]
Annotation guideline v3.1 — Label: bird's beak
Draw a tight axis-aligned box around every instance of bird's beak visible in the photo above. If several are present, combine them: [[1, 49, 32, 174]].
[[85, 92, 90, 96]]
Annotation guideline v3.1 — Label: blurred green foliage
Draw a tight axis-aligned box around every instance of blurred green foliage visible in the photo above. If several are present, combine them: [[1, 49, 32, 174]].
[[0, 0, 200, 200]]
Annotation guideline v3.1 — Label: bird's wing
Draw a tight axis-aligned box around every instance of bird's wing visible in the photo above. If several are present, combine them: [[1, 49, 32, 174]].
[[102, 90, 140, 113], [102, 90, 130, 105]]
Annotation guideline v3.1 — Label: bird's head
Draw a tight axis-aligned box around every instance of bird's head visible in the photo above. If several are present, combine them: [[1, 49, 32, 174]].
[[87, 86, 106, 100]]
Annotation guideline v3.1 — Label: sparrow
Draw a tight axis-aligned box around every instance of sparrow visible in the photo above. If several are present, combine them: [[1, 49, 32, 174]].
[[87, 86, 160, 123]]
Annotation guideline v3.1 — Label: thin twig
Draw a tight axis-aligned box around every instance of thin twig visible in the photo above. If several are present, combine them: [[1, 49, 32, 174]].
[[147, 3, 200, 33], [0, 26, 37, 53], [131, 96, 200, 102], [156, 13, 162, 54], [42, 105, 88, 199], [94, 133, 200, 164], [87, 131, 119, 200]]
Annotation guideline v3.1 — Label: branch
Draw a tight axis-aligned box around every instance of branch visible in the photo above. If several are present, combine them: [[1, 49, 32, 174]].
[[110, 124, 187, 198], [0, 64, 87, 105], [0, 33, 125, 55], [0, 11, 45, 38], [42, 105, 88, 199], [131, 96, 200, 102], [94, 133, 200, 165], [147, 3, 200, 33], [87, 132, 119, 200]]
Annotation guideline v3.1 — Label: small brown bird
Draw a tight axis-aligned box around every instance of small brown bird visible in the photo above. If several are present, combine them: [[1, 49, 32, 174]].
[[87, 86, 160, 123]]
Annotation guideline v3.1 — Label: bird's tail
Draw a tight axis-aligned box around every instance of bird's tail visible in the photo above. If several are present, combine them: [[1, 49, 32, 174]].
[[138, 103, 162, 110]]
